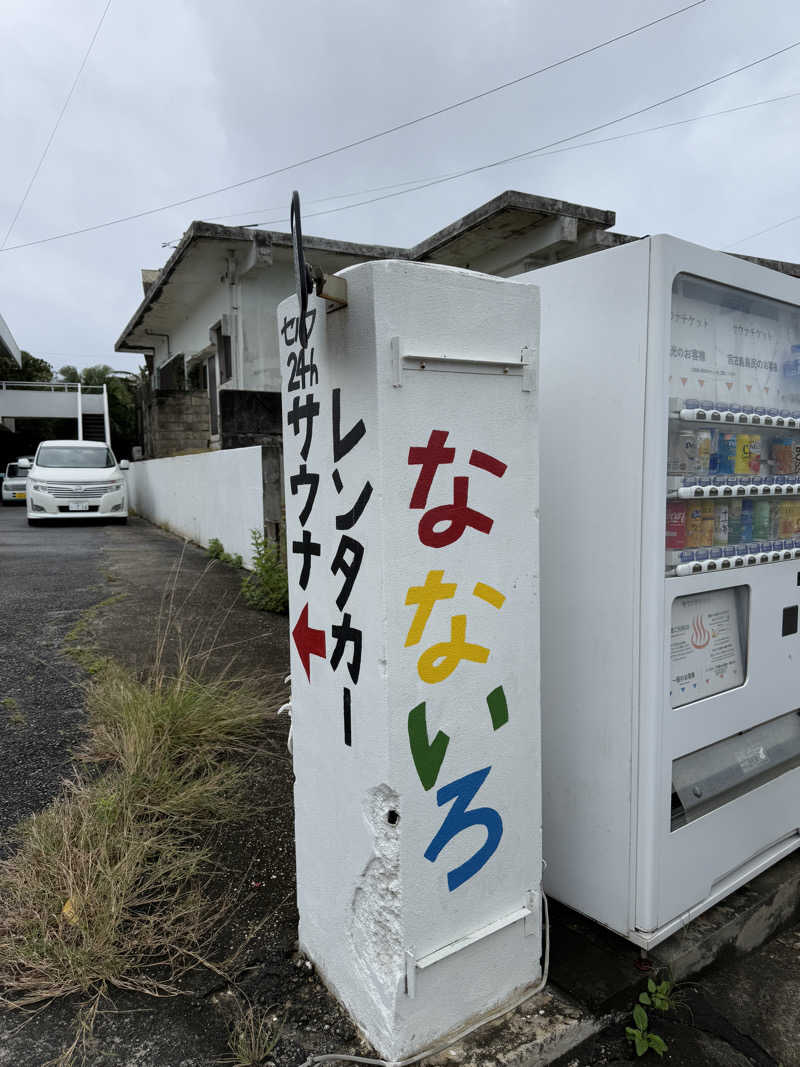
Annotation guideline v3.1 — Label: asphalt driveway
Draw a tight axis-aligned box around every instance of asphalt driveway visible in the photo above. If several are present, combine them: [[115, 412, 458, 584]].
[[0, 506, 109, 845]]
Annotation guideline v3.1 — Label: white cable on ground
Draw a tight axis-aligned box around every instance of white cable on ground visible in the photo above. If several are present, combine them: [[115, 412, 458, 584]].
[[298, 891, 550, 1067]]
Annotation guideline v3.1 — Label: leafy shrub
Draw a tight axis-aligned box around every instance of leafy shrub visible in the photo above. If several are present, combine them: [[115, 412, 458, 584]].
[[241, 530, 289, 614], [207, 539, 243, 569], [207, 538, 225, 560]]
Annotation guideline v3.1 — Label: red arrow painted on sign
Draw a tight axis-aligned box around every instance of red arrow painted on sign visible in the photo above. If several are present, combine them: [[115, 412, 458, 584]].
[[292, 603, 327, 680]]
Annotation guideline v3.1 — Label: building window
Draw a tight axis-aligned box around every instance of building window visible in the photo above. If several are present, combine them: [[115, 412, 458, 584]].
[[207, 356, 219, 435], [211, 319, 232, 384], [157, 354, 184, 391]]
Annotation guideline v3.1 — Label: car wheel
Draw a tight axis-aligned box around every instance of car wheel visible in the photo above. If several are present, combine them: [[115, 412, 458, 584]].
[[1, 497, 7, 506]]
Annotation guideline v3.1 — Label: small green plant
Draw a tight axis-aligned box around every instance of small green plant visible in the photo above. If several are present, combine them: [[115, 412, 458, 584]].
[[1, 697, 18, 710], [625, 1002, 668, 1058], [207, 539, 244, 570], [241, 530, 289, 614], [639, 977, 675, 1013], [207, 538, 226, 560]]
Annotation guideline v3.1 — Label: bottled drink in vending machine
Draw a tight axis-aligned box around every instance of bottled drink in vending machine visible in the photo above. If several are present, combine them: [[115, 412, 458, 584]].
[[695, 429, 712, 475], [668, 427, 698, 476], [735, 434, 762, 476], [727, 498, 742, 544], [753, 498, 772, 541], [740, 498, 755, 542], [687, 500, 714, 547], [713, 501, 729, 546], [716, 432, 737, 477], [771, 439, 794, 476]]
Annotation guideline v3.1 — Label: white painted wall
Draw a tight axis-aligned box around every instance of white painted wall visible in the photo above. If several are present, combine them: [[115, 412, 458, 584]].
[[158, 279, 229, 375], [279, 262, 542, 1060], [126, 445, 264, 566], [239, 257, 296, 392]]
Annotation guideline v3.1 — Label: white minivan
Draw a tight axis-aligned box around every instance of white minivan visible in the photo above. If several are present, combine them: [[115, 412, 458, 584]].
[[24, 440, 129, 527]]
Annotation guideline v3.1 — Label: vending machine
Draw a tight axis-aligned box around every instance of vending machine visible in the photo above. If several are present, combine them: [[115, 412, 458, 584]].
[[515, 236, 800, 948]]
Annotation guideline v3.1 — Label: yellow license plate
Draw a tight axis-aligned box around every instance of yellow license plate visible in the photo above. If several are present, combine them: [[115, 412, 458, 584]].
[[14, 492, 25, 499]]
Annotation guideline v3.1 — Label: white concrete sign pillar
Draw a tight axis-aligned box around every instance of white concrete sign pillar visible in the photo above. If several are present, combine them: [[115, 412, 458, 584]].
[[278, 260, 542, 1060]]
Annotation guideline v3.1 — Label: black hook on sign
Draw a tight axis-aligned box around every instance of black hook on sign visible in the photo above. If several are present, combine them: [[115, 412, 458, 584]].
[[290, 191, 314, 349]]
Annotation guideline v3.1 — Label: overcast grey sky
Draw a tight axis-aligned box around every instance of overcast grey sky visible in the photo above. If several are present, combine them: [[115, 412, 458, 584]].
[[1, 0, 799, 375]]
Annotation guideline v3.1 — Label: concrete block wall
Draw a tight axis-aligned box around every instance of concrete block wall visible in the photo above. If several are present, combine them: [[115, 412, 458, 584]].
[[140, 385, 211, 458], [126, 445, 265, 566]]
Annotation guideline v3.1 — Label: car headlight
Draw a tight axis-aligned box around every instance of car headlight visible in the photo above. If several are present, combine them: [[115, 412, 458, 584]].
[[31, 483, 45, 492], [109, 480, 123, 491]]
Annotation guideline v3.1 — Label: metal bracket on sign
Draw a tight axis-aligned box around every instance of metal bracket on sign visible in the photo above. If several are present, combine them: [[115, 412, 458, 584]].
[[390, 336, 529, 389], [403, 894, 538, 997]]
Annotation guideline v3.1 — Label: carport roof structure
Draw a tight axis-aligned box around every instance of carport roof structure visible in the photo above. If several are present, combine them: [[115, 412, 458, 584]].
[[0, 312, 21, 366]]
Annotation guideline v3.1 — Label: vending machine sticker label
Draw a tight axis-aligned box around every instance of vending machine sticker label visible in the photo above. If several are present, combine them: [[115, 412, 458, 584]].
[[670, 589, 746, 708]]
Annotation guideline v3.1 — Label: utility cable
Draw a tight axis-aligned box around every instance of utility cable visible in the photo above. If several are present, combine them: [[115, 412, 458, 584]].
[[1, 0, 112, 249], [216, 40, 800, 236], [0, 2, 708, 254], [211, 87, 800, 232], [728, 211, 800, 249]]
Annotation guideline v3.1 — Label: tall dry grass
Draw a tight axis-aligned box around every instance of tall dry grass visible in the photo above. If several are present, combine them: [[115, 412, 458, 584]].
[[0, 663, 284, 1013]]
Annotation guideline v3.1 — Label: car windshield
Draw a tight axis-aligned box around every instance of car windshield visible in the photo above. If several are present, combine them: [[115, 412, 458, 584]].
[[5, 465, 24, 478], [36, 446, 115, 469]]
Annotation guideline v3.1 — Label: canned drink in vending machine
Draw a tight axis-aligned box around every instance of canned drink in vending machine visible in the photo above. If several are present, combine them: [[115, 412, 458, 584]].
[[665, 500, 688, 550]]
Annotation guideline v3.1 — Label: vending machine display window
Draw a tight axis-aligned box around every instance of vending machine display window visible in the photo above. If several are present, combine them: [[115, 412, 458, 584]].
[[666, 274, 800, 577]]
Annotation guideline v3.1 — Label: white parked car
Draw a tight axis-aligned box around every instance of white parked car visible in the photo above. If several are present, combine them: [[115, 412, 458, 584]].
[[1, 462, 28, 505], [25, 440, 129, 527]]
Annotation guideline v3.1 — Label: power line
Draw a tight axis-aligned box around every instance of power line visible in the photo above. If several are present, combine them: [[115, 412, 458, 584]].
[[728, 212, 800, 248], [5, 35, 798, 255], [1, 0, 112, 250], [229, 40, 800, 233], [207, 88, 800, 230], [0, 1, 706, 254]]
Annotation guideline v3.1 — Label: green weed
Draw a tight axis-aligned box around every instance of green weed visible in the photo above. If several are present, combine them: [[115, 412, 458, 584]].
[[240, 531, 288, 615]]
